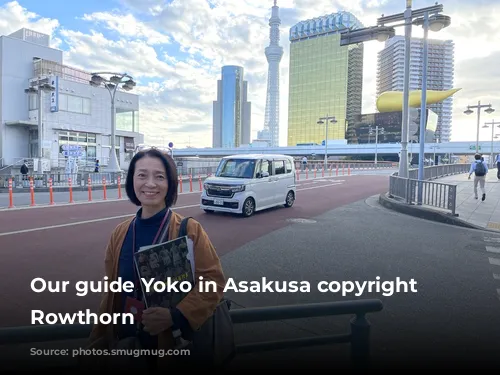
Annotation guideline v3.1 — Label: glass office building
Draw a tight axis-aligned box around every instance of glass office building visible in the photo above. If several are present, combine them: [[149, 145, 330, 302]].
[[212, 66, 251, 148], [345, 108, 438, 144], [287, 11, 364, 146]]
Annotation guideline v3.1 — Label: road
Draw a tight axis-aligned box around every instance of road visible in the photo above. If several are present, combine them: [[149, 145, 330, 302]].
[[0, 168, 397, 209], [2, 171, 498, 369], [0, 174, 388, 328]]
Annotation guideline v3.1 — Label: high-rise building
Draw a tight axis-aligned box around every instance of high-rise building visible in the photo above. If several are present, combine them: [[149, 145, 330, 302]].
[[212, 66, 251, 148], [259, 0, 283, 147], [376, 36, 454, 142], [287, 11, 364, 146]]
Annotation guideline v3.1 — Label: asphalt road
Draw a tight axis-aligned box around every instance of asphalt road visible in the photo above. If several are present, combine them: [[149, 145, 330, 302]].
[[222, 196, 500, 369], [2, 172, 495, 370], [0, 168, 397, 209], [0, 175, 387, 328]]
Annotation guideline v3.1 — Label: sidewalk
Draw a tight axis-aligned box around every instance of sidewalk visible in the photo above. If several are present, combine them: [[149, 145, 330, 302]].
[[435, 172, 500, 230]]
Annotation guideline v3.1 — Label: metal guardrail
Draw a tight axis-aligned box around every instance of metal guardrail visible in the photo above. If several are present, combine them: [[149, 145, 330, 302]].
[[0, 299, 383, 369], [389, 164, 470, 215]]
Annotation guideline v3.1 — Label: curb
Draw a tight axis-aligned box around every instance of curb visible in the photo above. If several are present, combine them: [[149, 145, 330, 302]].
[[378, 192, 498, 232]]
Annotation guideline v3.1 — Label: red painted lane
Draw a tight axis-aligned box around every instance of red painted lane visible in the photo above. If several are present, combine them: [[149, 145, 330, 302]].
[[0, 175, 388, 327], [0, 177, 346, 234], [0, 193, 201, 233]]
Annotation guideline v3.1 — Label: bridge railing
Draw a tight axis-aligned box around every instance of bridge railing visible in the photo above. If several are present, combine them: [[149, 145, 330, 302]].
[[0, 299, 383, 370], [389, 164, 470, 215]]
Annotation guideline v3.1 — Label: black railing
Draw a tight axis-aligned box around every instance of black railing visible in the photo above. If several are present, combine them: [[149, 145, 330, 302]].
[[0, 299, 383, 369]]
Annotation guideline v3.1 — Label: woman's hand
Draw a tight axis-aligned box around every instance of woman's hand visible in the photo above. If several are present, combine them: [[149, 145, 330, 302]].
[[142, 307, 173, 335]]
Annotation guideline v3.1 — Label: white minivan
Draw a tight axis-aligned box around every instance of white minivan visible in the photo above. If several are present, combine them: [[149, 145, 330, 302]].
[[200, 154, 296, 217]]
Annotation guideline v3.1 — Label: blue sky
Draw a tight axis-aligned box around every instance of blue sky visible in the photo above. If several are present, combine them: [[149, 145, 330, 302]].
[[1, 0, 500, 148]]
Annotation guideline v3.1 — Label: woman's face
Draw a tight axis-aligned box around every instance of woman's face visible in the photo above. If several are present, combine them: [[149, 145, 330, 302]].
[[133, 155, 169, 209]]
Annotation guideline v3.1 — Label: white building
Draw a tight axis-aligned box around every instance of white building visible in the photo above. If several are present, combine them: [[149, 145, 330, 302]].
[[376, 36, 455, 142], [0, 28, 143, 173]]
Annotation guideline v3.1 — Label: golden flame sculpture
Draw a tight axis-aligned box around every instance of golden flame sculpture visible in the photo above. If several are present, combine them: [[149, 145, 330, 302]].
[[376, 88, 461, 113]]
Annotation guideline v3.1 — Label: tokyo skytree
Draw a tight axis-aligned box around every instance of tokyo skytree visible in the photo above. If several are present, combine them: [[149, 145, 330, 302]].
[[261, 0, 283, 147]]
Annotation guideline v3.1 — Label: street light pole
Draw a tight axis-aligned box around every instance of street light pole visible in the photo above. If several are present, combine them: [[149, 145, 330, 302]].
[[464, 101, 495, 154], [89, 72, 136, 172], [340, 2, 450, 178], [484, 119, 500, 168], [399, 0, 413, 179], [317, 115, 337, 169], [416, 11, 429, 205]]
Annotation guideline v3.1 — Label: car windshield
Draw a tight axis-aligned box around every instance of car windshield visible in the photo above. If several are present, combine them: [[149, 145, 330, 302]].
[[215, 159, 256, 178]]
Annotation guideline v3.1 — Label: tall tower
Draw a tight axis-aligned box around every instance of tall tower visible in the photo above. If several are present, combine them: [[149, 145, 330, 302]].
[[260, 0, 283, 147]]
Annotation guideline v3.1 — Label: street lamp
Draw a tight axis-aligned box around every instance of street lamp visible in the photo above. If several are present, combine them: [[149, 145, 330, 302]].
[[25, 77, 56, 173], [369, 126, 385, 165], [89, 72, 136, 172], [482, 120, 500, 167], [317, 115, 337, 169], [340, 2, 450, 178], [464, 101, 495, 154]]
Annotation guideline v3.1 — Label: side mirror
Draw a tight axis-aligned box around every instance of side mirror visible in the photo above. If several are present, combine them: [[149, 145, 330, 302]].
[[261, 171, 270, 178]]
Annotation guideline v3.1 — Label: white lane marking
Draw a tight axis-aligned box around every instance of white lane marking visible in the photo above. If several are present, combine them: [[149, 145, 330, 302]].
[[0, 204, 200, 237], [489, 257, 500, 266], [486, 246, 500, 254], [297, 183, 342, 191], [0, 181, 346, 236], [484, 237, 500, 243]]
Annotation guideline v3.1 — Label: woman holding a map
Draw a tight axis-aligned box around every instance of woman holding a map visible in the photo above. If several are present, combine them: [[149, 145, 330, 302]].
[[84, 148, 229, 371]]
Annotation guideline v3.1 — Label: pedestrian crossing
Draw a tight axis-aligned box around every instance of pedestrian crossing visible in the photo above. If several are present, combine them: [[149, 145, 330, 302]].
[[483, 236, 500, 301]]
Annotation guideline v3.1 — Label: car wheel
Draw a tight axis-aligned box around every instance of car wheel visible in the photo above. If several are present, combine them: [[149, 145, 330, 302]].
[[242, 198, 255, 217], [284, 191, 295, 207]]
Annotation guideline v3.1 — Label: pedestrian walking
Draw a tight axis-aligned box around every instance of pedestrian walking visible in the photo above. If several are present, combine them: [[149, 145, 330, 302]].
[[495, 153, 500, 179], [468, 153, 488, 201]]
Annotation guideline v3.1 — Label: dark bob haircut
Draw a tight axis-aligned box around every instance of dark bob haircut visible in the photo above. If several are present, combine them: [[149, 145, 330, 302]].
[[125, 148, 178, 208]]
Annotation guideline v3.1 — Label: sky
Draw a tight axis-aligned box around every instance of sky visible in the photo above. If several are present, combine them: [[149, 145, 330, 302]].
[[1, 0, 499, 149]]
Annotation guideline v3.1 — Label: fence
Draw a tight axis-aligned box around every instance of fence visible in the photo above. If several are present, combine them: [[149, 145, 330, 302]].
[[0, 299, 383, 369], [388, 164, 470, 215]]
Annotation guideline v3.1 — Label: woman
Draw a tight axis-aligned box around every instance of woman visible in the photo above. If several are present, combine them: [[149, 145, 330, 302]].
[[87, 148, 226, 370]]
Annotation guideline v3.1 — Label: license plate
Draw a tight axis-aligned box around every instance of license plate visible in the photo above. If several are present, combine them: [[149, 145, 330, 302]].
[[214, 199, 224, 206]]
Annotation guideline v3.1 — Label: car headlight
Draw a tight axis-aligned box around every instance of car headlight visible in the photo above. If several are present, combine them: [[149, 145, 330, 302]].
[[203, 183, 210, 191], [231, 185, 245, 192]]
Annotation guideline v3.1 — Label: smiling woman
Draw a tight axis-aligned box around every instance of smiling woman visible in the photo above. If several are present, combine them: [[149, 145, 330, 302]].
[[84, 147, 229, 370]]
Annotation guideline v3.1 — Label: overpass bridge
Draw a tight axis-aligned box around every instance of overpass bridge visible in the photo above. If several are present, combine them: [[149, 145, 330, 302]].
[[171, 141, 496, 158]]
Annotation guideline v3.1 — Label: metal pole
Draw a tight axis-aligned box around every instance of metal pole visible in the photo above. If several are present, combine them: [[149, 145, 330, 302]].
[[108, 84, 120, 172], [491, 120, 494, 168], [476, 100, 481, 153], [417, 12, 428, 205], [398, 1, 413, 178], [37, 85, 43, 173], [324, 115, 328, 169], [485, 120, 500, 168], [375, 126, 378, 165]]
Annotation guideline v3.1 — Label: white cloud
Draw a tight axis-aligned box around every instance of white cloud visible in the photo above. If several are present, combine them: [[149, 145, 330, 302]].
[[0, 1, 59, 36], [1, 0, 499, 148]]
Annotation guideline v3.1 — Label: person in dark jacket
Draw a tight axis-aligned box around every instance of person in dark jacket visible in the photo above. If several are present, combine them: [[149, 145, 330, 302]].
[[20, 161, 29, 179]]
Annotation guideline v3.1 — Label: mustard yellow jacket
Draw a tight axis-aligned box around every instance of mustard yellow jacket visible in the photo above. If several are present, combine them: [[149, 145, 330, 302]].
[[88, 210, 226, 365]]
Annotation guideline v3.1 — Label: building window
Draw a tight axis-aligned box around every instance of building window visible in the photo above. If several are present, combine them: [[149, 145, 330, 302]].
[[29, 95, 38, 110], [58, 131, 98, 169], [58, 93, 91, 115]]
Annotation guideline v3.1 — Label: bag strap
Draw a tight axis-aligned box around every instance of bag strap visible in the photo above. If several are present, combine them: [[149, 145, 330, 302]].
[[178, 216, 192, 238]]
